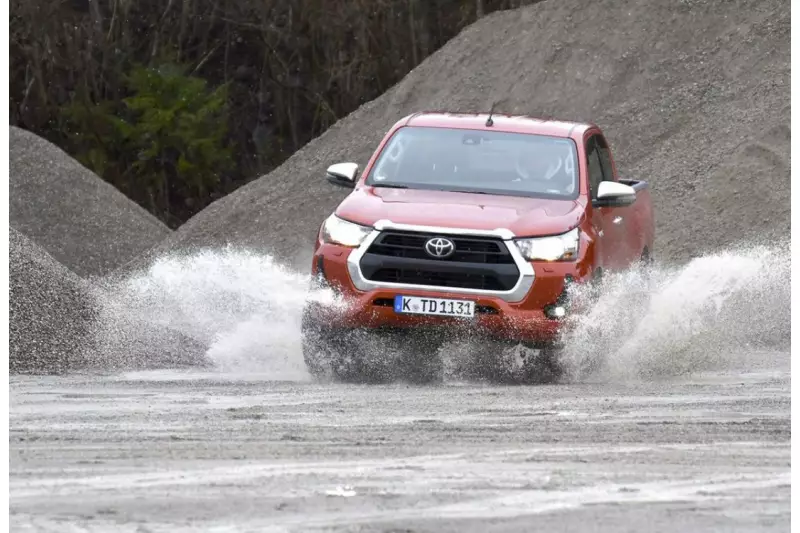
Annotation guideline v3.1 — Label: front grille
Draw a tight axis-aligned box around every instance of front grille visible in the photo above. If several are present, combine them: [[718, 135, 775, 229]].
[[367, 231, 514, 264], [370, 268, 506, 291], [359, 230, 521, 292]]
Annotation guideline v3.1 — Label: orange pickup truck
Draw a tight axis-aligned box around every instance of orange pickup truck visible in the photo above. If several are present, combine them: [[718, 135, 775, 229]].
[[302, 112, 655, 383]]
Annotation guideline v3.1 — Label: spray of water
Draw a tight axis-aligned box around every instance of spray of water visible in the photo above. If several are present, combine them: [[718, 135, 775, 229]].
[[556, 240, 791, 382], [90, 247, 341, 379], [89, 240, 790, 382]]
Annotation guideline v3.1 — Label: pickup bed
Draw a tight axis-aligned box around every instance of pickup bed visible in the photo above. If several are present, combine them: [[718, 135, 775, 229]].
[[302, 112, 655, 383]]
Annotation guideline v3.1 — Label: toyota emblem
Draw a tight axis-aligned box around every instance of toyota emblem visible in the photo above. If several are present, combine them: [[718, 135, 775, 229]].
[[424, 237, 455, 258]]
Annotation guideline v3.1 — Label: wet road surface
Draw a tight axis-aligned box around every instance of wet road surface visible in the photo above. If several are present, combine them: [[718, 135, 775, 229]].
[[9, 351, 790, 532]]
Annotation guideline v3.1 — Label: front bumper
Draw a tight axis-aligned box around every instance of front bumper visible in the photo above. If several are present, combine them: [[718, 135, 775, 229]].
[[307, 235, 593, 344]]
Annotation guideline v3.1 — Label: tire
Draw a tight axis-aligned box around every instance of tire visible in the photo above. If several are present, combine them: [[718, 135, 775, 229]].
[[520, 342, 564, 384], [301, 309, 442, 383], [300, 308, 368, 383], [301, 323, 393, 383], [300, 319, 340, 381], [590, 266, 604, 293], [640, 246, 652, 265], [637, 247, 654, 279]]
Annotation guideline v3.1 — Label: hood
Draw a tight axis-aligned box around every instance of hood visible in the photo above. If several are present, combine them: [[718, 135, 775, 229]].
[[335, 186, 585, 237]]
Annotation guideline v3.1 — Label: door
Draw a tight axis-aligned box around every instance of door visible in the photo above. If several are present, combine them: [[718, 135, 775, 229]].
[[595, 134, 638, 265], [585, 133, 629, 270]]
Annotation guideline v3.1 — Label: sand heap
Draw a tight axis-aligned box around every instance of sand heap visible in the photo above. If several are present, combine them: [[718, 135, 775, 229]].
[[9, 228, 97, 373], [10, 127, 171, 277], [142, 0, 788, 269]]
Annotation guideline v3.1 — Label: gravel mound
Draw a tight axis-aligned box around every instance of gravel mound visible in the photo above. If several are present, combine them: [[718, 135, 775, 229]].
[[141, 0, 788, 267], [10, 228, 97, 373], [10, 127, 171, 277], [10, 227, 209, 374]]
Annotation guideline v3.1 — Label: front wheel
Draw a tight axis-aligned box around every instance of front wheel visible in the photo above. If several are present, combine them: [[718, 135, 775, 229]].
[[301, 312, 444, 383], [521, 343, 565, 384], [301, 321, 394, 383]]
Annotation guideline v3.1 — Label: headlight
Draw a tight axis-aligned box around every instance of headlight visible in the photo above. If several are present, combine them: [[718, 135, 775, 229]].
[[514, 228, 580, 261], [321, 214, 372, 247]]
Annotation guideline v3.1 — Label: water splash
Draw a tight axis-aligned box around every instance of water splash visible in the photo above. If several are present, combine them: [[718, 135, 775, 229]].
[[90, 247, 341, 378], [89, 240, 790, 383], [556, 241, 790, 382]]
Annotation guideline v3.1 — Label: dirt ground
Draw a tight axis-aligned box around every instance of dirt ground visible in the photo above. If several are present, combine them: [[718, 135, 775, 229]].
[[9, 349, 790, 532]]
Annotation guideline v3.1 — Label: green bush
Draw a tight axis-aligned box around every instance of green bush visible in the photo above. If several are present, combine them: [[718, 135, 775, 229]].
[[61, 63, 234, 227]]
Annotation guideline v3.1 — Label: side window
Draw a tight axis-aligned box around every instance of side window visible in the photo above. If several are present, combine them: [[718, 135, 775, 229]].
[[585, 136, 604, 199], [595, 135, 616, 182]]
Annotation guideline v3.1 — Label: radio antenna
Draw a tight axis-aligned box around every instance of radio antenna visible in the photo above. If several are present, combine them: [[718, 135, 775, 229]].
[[485, 101, 496, 127]]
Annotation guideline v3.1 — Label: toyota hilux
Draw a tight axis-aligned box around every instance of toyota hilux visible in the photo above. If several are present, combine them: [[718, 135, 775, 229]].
[[301, 112, 655, 382]]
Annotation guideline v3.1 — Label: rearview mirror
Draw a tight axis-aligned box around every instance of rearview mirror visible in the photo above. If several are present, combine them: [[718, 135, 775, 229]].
[[593, 181, 636, 208], [326, 162, 359, 188]]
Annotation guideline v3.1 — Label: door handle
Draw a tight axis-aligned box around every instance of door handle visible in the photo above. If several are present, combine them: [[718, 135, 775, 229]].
[[613, 216, 623, 225]]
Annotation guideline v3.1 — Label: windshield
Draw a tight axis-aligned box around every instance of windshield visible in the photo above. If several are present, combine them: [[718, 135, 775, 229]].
[[366, 126, 579, 199]]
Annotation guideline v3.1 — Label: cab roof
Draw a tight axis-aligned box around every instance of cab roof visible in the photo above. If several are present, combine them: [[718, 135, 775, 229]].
[[401, 112, 594, 139]]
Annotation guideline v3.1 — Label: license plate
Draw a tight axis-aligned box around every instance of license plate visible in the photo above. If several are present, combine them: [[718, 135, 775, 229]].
[[393, 295, 476, 317]]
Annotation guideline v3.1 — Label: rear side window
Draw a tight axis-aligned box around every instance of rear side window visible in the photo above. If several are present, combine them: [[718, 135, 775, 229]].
[[585, 136, 604, 199]]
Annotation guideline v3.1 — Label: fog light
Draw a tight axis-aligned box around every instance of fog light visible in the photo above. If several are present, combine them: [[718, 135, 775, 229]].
[[545, 305, 566, 319]]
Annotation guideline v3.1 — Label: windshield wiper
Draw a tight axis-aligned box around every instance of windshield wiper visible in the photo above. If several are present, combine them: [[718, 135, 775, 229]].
[[372, 183, 409, 189], [448, 188, 489, 195]]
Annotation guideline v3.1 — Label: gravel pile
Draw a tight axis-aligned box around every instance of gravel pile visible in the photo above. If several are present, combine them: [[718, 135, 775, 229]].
[[10, 228, 97, 373], [10, 227, 209, 373], [10, 127, 171, 277], [141, 0, 788, 268]]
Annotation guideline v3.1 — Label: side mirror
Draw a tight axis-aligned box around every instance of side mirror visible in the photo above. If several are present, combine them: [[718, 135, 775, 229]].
[[326, 162, 359, 188], [593, 181, 636, 208]]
